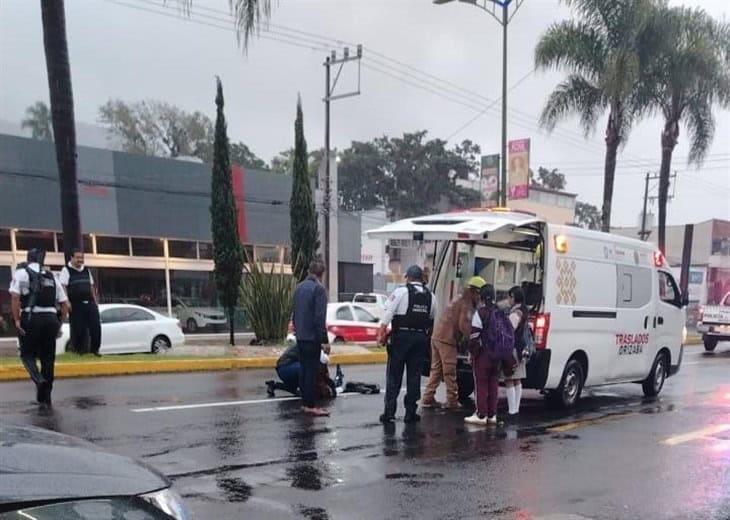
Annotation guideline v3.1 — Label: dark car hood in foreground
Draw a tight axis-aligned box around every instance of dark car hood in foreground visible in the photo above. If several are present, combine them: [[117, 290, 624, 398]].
[[0, 424, 168, 504]]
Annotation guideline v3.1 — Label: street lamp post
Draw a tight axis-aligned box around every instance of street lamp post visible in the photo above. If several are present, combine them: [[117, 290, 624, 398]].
[[434, 0, 524, 207]]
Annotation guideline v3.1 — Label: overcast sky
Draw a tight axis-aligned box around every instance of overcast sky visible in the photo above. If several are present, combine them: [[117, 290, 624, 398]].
[[1, 0, 728, 227]]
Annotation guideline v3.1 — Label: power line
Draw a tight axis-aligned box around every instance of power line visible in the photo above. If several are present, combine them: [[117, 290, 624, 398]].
[[117, 0, 613, 157], [108, 0, 724, 169]]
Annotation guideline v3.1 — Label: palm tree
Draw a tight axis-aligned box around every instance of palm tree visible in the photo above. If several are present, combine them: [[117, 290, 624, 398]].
[[639, 6, 730, 253], [21, 101, 54, 141], [39, 0, 271, 260], [534, 0, 655, 232]]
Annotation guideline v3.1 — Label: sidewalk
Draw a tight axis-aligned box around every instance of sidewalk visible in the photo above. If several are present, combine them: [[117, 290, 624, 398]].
[[0, 343, 387, 382]]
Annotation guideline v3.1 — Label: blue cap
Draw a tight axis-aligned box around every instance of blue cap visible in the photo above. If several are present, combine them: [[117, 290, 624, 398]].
[[406, 265, 423, 281]]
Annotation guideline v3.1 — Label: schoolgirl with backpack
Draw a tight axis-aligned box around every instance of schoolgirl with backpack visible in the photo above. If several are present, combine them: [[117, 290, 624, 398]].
[[501, 286, 534, 419]]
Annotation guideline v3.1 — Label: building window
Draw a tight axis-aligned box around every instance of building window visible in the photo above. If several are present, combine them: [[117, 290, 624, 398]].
[[96, 236, 130, 256], [15, 230, 55, 252], [256, 245, 280, 263], [169, 240, 198, 259], [282, 247, 292, 265], [198, 242, 213, 260], [96, 267, 166, 308], [131, 237, 164, 257], [57, 234, 94, 255], [242, 244, 254, 262], [0, 229, 11, 251]]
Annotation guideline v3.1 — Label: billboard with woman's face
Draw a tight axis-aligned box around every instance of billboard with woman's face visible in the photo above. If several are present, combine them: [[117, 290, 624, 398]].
[[508, 138, 530, 200]]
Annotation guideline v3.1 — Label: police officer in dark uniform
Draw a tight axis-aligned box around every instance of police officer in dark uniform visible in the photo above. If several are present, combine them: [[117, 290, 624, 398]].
[[378, 265, 438, 424], [9, 248, 69, 405], [60, 248, 101, 356]]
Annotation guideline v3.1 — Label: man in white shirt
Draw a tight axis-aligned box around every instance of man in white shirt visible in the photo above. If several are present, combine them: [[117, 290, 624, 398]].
[[377, 265, 438, 425], [59, 248, 101, 356], [10, 248, 69, 406]]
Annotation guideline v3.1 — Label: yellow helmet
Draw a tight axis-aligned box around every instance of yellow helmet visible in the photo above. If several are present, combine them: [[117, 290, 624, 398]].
[[467, 276, 487, 289]]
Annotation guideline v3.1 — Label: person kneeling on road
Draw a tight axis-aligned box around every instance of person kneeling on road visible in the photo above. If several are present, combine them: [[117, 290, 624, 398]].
[[266, 344, 337, 399], [378, 265, 437, 425]]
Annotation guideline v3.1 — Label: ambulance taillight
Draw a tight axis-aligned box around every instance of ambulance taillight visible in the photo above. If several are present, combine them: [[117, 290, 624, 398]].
[[533, 313, 551, 350]]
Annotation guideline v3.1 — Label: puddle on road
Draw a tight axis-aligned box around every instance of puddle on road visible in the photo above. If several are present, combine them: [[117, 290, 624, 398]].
[[300, 505, 331, 520], [216, 476, 252, 502]]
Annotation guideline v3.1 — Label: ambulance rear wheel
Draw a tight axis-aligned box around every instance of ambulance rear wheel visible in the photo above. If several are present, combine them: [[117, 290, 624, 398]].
[[549, 359, 584, 409], [642, 351, 667, 397]]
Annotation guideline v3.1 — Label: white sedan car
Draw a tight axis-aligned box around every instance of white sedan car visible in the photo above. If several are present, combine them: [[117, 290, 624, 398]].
[[57, 304, 185, 355]]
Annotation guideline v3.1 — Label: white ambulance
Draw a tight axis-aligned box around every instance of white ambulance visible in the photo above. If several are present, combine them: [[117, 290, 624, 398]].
[[368, 208, 687, 407]]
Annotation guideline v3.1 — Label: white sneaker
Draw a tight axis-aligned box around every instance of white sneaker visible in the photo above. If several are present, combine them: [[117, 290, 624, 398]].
[[486, 415, 498, 425], [464, 414, 488, 425]]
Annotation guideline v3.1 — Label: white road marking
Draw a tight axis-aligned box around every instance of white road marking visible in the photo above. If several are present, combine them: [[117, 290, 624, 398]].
[[662, 423, 730, 446], [132, 390, 377, 413]]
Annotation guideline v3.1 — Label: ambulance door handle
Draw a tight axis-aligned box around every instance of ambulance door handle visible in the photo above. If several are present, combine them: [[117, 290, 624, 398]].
[[644, 316, 649, 329], [657, 316, 664, 326], [653, 317, 657, 328]]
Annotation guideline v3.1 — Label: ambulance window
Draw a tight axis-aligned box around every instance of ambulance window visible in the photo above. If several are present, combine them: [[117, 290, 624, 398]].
[[658, 272, 680, 307], [617, 266, 652, 308], [621, 274, 633, 302]]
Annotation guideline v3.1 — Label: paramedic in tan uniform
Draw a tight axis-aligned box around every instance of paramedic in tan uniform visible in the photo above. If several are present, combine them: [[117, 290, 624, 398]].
[[422, 276, 486, 409]]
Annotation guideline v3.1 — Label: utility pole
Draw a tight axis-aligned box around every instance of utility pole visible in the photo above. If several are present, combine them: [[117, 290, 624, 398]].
[[323, 45, 362, 298], [639, 172, 650, 241], [638, 171, 677, 241], [500, 2, 508, 207]]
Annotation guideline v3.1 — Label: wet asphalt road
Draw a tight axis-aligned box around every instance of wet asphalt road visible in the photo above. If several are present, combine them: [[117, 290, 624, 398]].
[[1, 346, 730, 520]]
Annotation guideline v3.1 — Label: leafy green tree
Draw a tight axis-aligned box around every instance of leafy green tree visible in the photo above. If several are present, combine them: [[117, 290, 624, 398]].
[[531, 166, 567, 191], [338, 141, 389, 212], [535, 0, 655, 232], [575, 201, 602, 230], [22, 101, 53, 141], [99, 99, 214, 161], [639, 6, 730, 253], [337, 131, 480, 219], [270, 147, 323, 176], [230, 142, 268, 169], [210, 78, 244, 346], [289, 97, 320, 282]]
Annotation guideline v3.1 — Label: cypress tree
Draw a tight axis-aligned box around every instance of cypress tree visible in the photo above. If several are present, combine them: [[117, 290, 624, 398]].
[[210, 77, 243, 346], [290, 96, 319, 281]]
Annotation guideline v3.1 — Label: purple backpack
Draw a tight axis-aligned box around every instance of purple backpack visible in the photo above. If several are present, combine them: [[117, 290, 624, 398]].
[[479, 305, 515, 362]]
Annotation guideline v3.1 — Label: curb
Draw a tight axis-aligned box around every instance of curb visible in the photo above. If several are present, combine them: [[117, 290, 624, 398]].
[[0, 351, 388, 382]]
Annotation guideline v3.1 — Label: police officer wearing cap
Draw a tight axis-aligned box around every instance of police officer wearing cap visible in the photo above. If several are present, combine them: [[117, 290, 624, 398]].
[[60, 248, 101, 356], [378, 265, 437, 424], [9, 248, 69, 406]]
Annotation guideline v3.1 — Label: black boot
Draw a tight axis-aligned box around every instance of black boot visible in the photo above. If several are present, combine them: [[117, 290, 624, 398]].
[[40, 382, 52, 406], [379, 413, 395, 424], [265, 380, 275, 398], [35, 382, 43, 403]]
